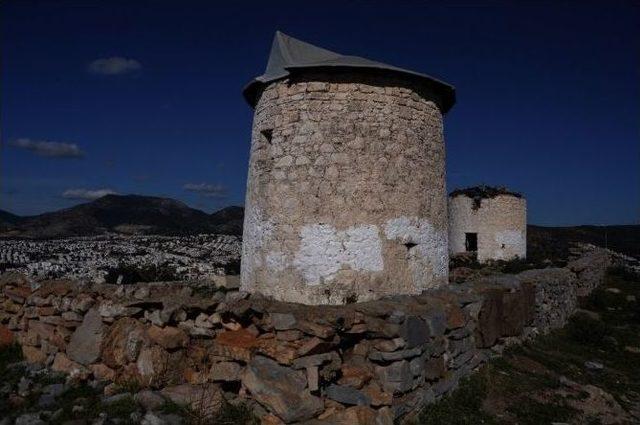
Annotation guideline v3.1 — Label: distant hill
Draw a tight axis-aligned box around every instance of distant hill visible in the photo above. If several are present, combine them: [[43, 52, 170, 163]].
[[0, 195, 244, 239], [528, 224, 640, 261], [0, 210, 23, 228], [2, 198, 637, 259]]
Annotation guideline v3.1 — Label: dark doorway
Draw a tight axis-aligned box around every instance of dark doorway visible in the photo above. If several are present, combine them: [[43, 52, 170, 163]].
[[465, 233, 478, 252]]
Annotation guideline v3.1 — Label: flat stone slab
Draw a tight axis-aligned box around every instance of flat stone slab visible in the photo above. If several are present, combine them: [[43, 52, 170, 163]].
[[67, 308, 104, 365]]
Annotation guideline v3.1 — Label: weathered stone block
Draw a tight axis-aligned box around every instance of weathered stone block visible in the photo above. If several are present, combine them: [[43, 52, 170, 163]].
[[375, 360, 413, 394], [67, 308, 104, 365], [325, 384, 371, 406], [242, 356, 323, 423]]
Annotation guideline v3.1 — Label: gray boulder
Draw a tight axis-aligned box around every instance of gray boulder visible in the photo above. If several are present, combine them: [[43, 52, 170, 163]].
[[67, 308, 105, 365], [242, 356, 323, 423], [325, 384, 371, 405]]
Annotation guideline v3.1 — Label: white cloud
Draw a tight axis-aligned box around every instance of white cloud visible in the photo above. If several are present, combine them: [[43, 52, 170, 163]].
[[183, 182, 227, 198], [62, 188, 118, 200], [9, 138, 84, 158], [87, 57, 142, 75]]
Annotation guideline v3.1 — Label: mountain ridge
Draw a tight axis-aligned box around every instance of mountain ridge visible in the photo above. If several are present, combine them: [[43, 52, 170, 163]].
[[1, 197, 637, 260], [0, 194, 243, 239]]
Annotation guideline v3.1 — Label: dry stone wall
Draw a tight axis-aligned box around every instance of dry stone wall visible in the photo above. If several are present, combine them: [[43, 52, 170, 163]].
[[242, 72, 449, 305], [448, 194, 527, 263], [0, 247, 613, 424]]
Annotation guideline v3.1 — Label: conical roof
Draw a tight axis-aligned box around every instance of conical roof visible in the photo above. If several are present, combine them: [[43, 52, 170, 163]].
[[243, 31, 456, 112]]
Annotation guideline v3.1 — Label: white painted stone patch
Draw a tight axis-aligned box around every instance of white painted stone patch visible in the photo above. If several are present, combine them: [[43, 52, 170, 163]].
[[494, 230, 526, 260], [293, 224, 384, 285], [384, 217, 448, 285]]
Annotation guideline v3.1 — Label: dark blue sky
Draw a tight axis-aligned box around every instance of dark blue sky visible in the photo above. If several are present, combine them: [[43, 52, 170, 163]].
[[1, 0, 638, 225]]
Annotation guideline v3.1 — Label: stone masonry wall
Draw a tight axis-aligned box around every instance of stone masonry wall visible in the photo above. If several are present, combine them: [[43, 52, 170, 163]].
[[448, 194, 527, 263], [0, 247, 613, 424], [242, 72, 449, 305]]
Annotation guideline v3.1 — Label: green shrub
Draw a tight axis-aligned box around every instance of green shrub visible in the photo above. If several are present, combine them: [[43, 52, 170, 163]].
[[566, 313, 607, 346], [607, 265, 640, 282], [508, 399, 577, 425], [417, 372, 498, 425], [0, 342, 23, 371]]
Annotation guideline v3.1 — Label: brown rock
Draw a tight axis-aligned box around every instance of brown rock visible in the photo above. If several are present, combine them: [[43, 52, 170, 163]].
[[373, 338, 405, 352], [62, 311, 84, 321], [20, 329, 40, 347], [258, 338, 299, 365], [347, 323, 368, 334], [337, 364, 373, 389], [147, 325, 188, 349], [183, 368, 208, 385], [71, 293, 95, 312], [362, 383, 393, 406], [216, 328, 258, 348], [52, 352, 90, 380], [315, 405, 385, 425], [0, 272, 29, 288], [22, 345, 47, 364], [293, 352, 340, 369], [23, 306, 38, 319], [352, 341, 370, 357], [4, 286, 31, 303], [0, 324, 14, 347], [425, 356, 445, 380], [161, 383, 223, 418], [209, 361, 242, 381], [276, 330, 303, 341], [36, 306, 56, 316], [28, 320, 56, 341], [101, 318, 148, 368], [37, 280, 72, 297], [90, 363, 116, 381], [242, 356, 323, 423], [28, 320, 66, 349], [136, 345, 169, 387], [210, 328, 258, 361], [261, 413, 285, 425], [8, 394, 26, 409], [306, 366, 319, 391], [296, 320, 335, 339], [41, 316, 66, 326], [297, 337, 333, 356], [3, 299, 21, 314], [445, 304, 467, 330]]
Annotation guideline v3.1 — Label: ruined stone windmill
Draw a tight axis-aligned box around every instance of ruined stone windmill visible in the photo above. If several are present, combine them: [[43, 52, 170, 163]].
[[241, 32, 456, 304]]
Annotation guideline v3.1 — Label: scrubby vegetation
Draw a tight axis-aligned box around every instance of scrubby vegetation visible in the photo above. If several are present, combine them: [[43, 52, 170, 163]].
[[450, 185, 522, 210], [419, 267, 640, 424]]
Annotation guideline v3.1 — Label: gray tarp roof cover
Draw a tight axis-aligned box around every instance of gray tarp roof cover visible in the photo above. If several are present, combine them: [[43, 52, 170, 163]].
[[243, 31, 456, 113]]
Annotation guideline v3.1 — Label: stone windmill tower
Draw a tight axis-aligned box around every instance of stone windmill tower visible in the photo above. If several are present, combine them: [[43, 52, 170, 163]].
[[448, 186, 527, 263], [241, 32, 456, 305]]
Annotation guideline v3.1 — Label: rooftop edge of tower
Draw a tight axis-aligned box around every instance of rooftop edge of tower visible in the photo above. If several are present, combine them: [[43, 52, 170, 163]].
[[243, 31, 456, 113]]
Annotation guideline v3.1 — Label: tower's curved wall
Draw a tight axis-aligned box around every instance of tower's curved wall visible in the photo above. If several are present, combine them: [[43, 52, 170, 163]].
[[241, 71, 449, 305], [448, 194, 526, 263]]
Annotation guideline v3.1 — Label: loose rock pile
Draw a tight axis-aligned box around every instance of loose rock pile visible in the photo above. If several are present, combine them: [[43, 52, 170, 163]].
[[0, 246, 615, 424]]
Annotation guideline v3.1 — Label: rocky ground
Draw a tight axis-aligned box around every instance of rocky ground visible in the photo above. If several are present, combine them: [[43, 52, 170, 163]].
[[0, 344, 255, 425], [417, 266, 640, 425]]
